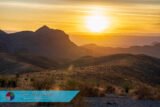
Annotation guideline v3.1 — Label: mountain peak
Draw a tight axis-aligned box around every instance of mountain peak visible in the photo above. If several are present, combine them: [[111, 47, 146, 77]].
[[0, 30, 6, 35], [36, 25, 51, 32]]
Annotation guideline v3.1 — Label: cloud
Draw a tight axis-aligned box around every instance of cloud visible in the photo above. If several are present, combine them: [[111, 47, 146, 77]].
[[1, 0, 160, 5], [71, 0, 160, 4]]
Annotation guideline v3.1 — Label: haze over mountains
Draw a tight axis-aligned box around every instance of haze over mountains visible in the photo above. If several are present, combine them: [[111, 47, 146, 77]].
[[0, 25, 160, 93], [0, 25, 160, 61], [82, 43, 160, 58], [71, 34, 160, 47]]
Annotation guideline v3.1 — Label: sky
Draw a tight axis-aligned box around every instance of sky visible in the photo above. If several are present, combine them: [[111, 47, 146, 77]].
[[0, 0, 160, 35]]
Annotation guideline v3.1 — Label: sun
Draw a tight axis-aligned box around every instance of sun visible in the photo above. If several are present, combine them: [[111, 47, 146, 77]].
[[85, 15, 110, 33]]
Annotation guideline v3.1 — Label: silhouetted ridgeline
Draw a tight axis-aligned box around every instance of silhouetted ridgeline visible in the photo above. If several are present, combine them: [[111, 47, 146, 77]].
[[1, 26, 160, 60], [0, 26, 88, 61]]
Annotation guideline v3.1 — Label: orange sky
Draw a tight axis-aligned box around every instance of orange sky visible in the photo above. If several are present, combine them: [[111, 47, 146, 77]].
[[1, 0, 160, 47], [0, 0, 160, 35]]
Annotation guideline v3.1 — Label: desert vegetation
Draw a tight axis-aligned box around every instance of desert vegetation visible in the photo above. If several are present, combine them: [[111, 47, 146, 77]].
[[0, 53, 160, 107]]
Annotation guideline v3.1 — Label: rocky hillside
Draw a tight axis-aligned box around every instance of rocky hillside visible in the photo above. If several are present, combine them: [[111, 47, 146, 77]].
[[71, 54, 160, 85]]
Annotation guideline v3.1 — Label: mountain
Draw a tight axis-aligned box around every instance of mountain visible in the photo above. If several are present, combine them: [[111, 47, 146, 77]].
[[71, 54, 160, 85], [0, 26, 88, 61], [71, 34, 160, 47], [0, 51, 61, 74], [81, 43, 160, 58], [0, 30, 10, 52], [1, 26, 160, 61], [0, 52, 42, 74], [1, 25, 160, 63]]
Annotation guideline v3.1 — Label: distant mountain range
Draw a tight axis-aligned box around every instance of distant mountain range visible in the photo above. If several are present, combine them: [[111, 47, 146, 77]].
[[71, 34, 160, 47], [1, 25, 160, 61], [0, 26, 160, 80], [81, 43, 160, 58]]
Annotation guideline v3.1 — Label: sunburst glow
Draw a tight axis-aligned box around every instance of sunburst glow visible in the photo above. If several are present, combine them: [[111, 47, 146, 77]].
[[85, 14, 110, 33]]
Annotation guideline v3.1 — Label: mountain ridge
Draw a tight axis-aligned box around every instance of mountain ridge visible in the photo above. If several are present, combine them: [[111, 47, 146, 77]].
[[81, 42, 160, 58], [0, 25, 88, 60], [1, 26, 160, 60]]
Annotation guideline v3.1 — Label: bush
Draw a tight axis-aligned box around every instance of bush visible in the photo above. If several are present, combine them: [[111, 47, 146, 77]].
[[65, 80, 78, 89], [105, 85, 115, 94], [31, 77, 55, 90], [129, 86, 153, 100], [115, 87, 125, 96], [0, 78, 17, 88], [0, 79, 5, 87], [121, 82, 132, 94], [63, 80, 105, 97], [154, 92, 160, 100], [7, 80, 17, 88], [78, 84, 105, 97]]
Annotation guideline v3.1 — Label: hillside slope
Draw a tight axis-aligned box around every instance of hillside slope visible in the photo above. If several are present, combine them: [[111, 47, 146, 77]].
[[0, 52, 59, 74], [81, 43, 160, 58], [71, 54, 160, 85]]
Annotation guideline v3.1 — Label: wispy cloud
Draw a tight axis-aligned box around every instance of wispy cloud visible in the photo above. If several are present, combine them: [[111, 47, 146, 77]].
[[1, 0, 160, 5], [0, 0, 160, 33]]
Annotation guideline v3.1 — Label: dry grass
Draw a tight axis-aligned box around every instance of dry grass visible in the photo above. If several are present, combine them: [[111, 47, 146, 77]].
[[31, 76, 55, 90]]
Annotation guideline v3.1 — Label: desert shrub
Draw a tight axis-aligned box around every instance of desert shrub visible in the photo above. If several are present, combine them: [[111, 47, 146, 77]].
[[81, 86, 99, 97], [115, 87, 125, 96], [129, 86, 153, 100], [78, 83, 105, 97], [154, 92, 160, 100], [0, 79, 5, 87], [7, 80, 17, 88], [121, 81, 132, 94], [0, 78, 17, 88], [30, 78, 34, 82], [65, 80, 78, 89], [105, 85, 115, 94], [63, 80, 105, 97], [31, 77, 55, 90]]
